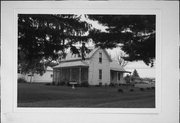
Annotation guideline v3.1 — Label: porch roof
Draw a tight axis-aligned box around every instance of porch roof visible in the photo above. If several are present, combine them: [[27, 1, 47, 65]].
[[53, 61, 89, 69], [110, 62, 131, 73]]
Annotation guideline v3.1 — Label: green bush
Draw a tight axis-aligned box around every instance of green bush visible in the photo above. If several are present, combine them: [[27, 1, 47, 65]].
[[151, 87, 155, 90], [81, 81, 89, 87], [104, 83, 108, 87], [45, 83, 51, 86], [18, 78, 27, 83], [146, 87, 151, 90], [109, 83, 116, 87], [140, 88, 145, 91], [52, 82, 55, 85], [58, 81, 66, 86], [129, 89, 134, 92], [99, 82, 102, 87], [118, 88, 124, 93]]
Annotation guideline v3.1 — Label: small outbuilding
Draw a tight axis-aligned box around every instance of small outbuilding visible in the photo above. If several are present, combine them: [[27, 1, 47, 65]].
[[18, 66, 53, 83]]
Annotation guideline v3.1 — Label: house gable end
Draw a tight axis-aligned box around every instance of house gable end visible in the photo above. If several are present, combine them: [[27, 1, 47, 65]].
[[88, 48, 112, 62]]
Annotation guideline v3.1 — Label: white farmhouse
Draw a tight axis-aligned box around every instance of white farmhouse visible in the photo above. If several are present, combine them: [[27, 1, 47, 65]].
[[53, 48, 130, 85]]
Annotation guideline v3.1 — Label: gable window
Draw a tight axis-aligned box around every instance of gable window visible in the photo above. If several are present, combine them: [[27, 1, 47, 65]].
[[99, 52, 102, 63], [99, 69, 102, 80]]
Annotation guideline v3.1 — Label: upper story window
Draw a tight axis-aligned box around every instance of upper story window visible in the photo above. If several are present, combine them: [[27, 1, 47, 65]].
[[99, 52, 102, 63]]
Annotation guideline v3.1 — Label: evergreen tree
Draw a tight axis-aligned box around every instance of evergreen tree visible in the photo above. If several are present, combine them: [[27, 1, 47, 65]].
[[132, 69, 140, 78], [87, 15, 155, 67], [18, 14, 91, 75], [18, 14, 156, 76]]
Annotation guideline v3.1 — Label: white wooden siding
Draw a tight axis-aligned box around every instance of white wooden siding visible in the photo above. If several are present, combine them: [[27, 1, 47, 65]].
[[88, 49, 110, 85]]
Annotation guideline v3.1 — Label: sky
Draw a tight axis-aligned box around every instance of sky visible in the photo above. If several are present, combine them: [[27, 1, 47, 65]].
[[107, 47, 155, 78]]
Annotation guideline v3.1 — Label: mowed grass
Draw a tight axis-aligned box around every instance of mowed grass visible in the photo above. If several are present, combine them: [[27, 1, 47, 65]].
[[18, 83, 155, 108]]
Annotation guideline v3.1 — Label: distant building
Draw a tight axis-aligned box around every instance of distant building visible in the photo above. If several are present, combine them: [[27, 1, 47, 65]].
[[131, 77, 142, 83], [133, 77, 155, 88], [53, 47, 130, 85], [18, 66, 53, 83]]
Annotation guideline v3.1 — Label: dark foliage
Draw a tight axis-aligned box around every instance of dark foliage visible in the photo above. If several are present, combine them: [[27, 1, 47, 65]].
[[129, 89, 134, 92], [140, 88, 145, 91], [80, 81, 89, 87], [58, 81, 66, 86], [109, 83, 117, 87], [18, 14, 91, 74], [118, 88, 124, 93], [146, 87, 151, 90], [124, 75, 131, 84], [99, 82, 102, 86], [18, 14, 156, 74], [45, 83, 51, 86], [88, 15, 155, 66], [18, 78, 27, 83], [151, 87, 155, 90]]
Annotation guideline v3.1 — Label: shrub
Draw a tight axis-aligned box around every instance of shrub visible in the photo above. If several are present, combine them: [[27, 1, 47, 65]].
[[151, 87, 155, 90], [18, 78, 27, 83], [109, 83, 116, 87], [58, 81, 66, 86], [131, 84, 135, 87], [52, 82, 55, 85], [99, 82, 102, 87], [129, 89, 134, 92], [146, 87, 151, 90], [140, 88, 145, 91], [104, 83, 108, 87], [95, 85, 100, 87], [45, 83, 51, 86], [118, 88, 124, 93], [81, 81, 89, 87]]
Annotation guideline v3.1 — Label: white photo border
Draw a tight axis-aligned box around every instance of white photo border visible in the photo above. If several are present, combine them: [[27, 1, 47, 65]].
[[1, 1, 179, 123]]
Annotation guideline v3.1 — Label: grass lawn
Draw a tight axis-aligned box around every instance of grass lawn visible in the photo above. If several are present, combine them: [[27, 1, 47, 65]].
[[18, 83, 155, 108]]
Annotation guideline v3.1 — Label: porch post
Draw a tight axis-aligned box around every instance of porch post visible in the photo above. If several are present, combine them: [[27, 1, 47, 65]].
[[53, 69, 54, 83], [57, 69, 59, 84], [79, 67, 81, 84], [55, 69, 57, 84], [59, 68, 61, 84], [129, 72, 131, 83], [117, 72, 118, 83], [55, 69, 57, 83]]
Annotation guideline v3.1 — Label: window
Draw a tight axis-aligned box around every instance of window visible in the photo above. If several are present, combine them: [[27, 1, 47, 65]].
[[99, 52, 102, 63], [118, 72, 120, 80], [18, 69, 21, 74], [99, 69, 102, 80]]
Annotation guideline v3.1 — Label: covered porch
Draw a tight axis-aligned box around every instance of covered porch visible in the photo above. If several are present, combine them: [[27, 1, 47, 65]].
[[53, 61, 89, 85], [110, 69, 131, 84]]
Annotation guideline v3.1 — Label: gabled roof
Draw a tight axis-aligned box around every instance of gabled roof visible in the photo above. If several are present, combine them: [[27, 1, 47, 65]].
[[88, 47, 112, 62], [60, 47, 112, 62]]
